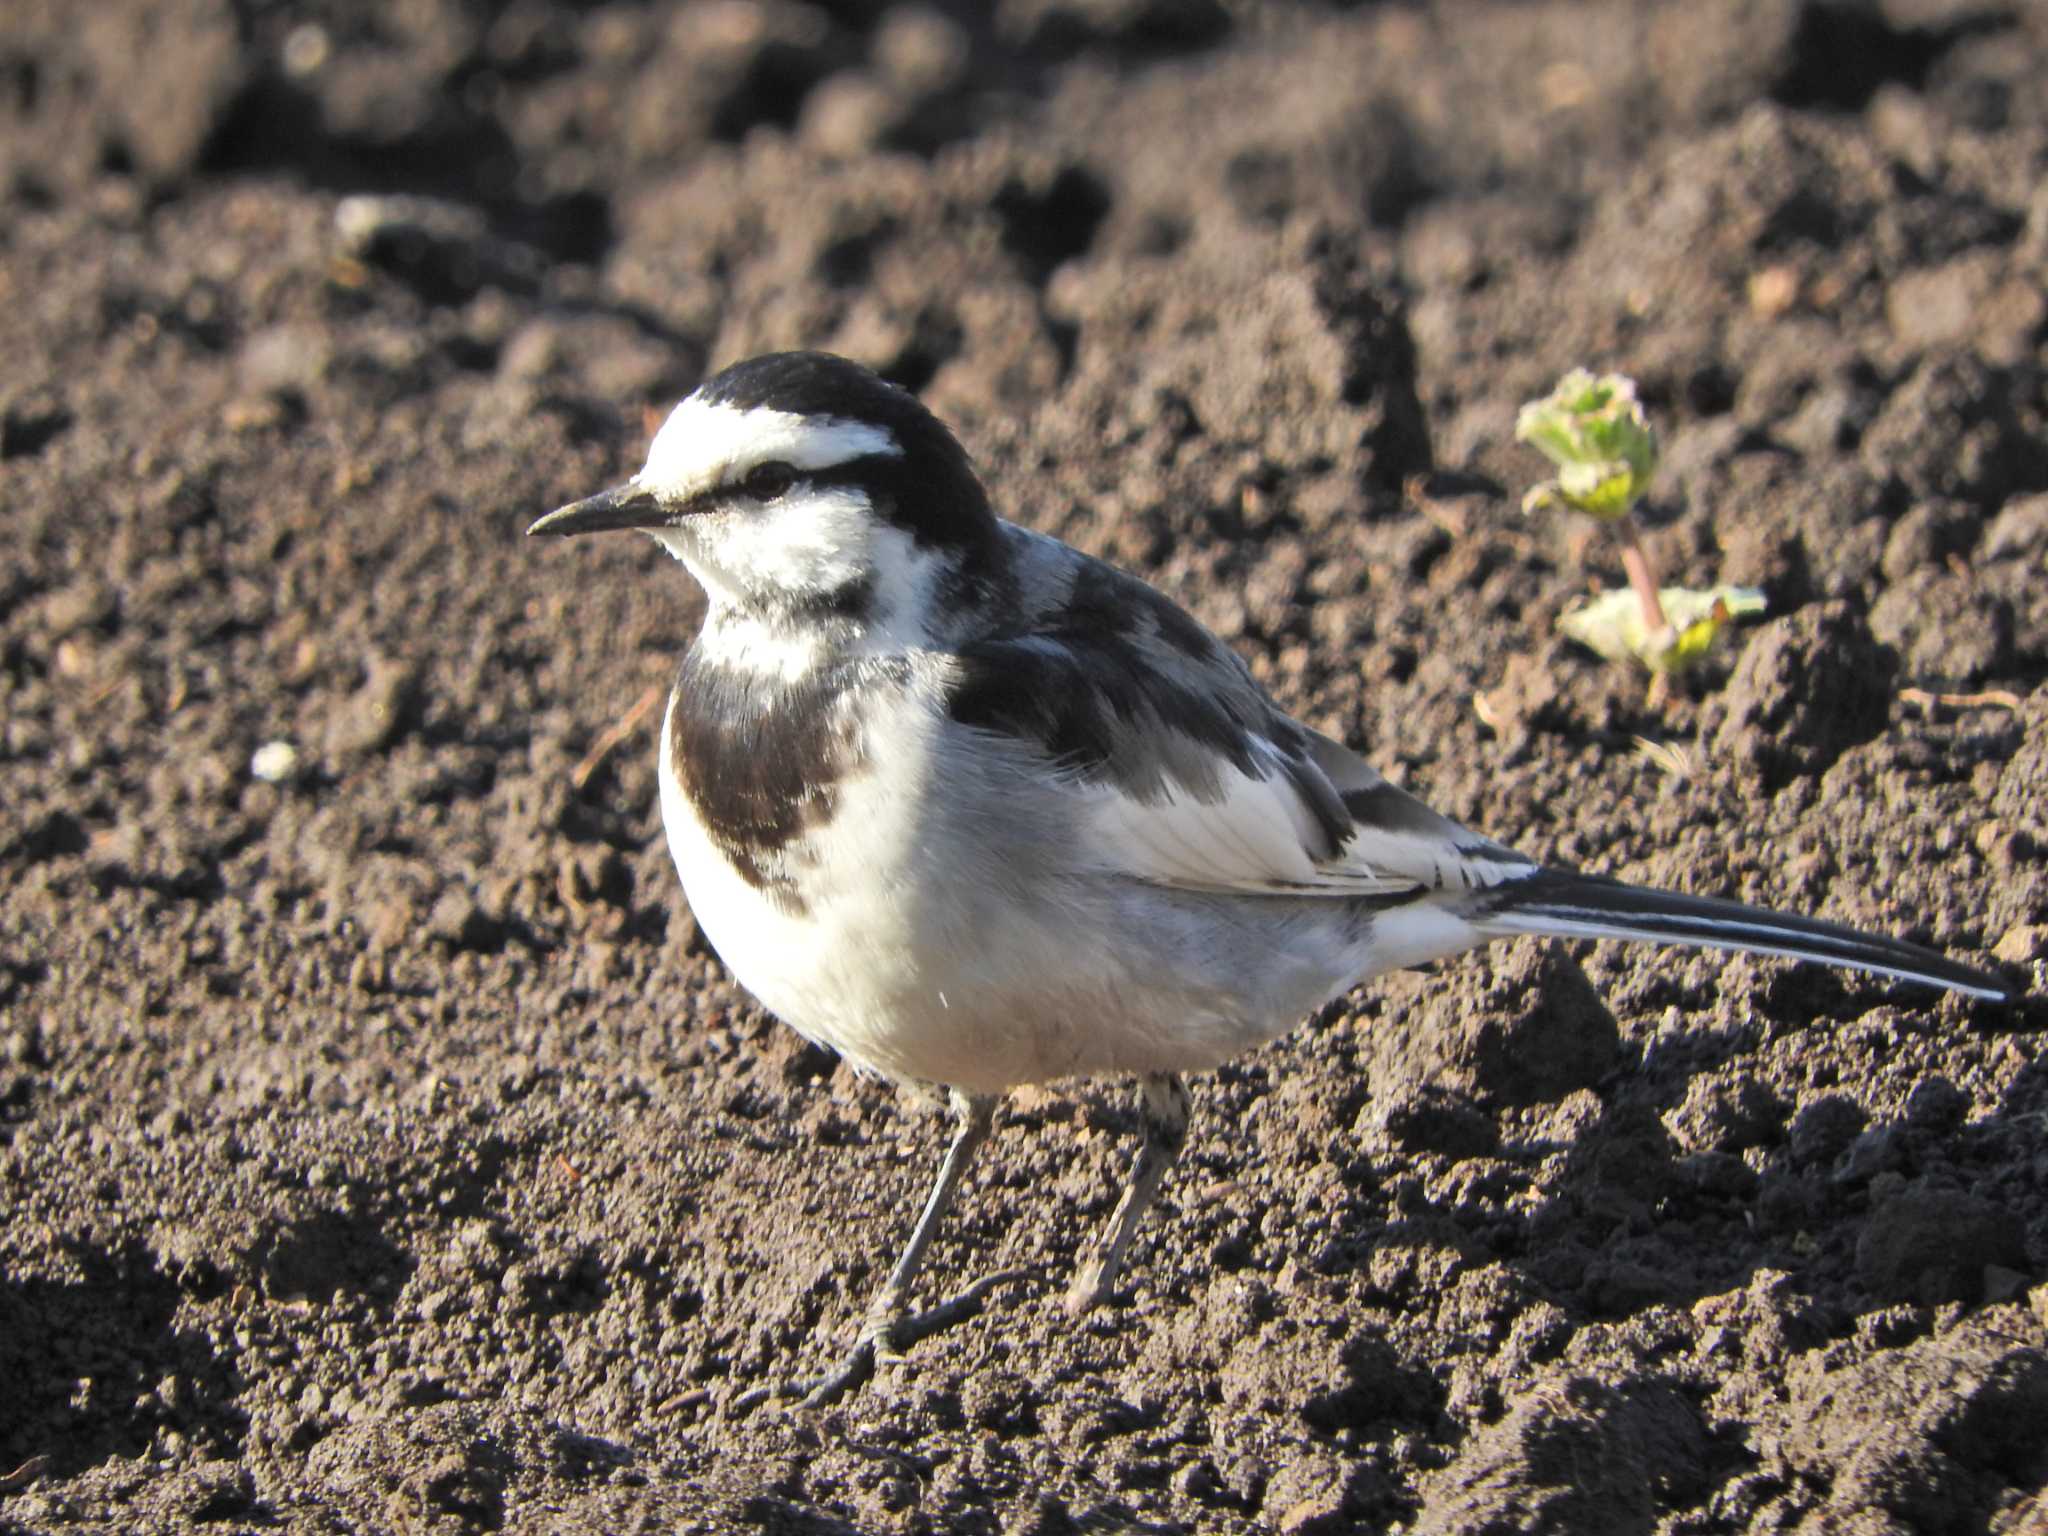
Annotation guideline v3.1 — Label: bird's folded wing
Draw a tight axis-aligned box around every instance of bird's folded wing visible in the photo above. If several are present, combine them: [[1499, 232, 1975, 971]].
[[945, 627, 1535, 900], [1083, 726, 1537, 898]]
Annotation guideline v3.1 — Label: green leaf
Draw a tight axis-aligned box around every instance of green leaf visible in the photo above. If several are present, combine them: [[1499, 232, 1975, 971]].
[[1557, 584, 1767, 673], [1515, 370, 1658, 523]]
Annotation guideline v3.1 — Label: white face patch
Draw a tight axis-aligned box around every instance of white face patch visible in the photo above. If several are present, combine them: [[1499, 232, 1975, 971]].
[[693, 485, 878, 600], [637, 395, 902, 505], [660, 510, 946, 682], [630, 383, 949, 657]]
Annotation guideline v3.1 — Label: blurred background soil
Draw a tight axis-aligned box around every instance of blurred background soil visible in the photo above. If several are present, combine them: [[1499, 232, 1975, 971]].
[[3, 0, 2047, 1530]]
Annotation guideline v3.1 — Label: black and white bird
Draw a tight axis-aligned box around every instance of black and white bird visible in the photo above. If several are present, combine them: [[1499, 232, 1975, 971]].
[[530, 350, 2016, 1405]]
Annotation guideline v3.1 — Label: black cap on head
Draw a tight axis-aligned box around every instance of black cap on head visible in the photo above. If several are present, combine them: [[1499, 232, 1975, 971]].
[[696, 351, 921, 421]]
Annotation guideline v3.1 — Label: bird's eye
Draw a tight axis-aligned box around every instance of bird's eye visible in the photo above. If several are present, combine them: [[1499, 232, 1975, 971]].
[[737, 461, 798, 502]]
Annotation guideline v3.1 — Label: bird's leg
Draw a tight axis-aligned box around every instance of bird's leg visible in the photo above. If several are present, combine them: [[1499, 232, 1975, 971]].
[[856, 1087, 997, 1349], [1066, 1072, 1192, 1314], [740, 1088, 1031, 1411]]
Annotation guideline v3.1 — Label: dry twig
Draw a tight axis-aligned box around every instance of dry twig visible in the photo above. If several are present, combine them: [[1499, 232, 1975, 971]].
[[1899, 688, 2022, 713], [572, 682, 665, 789]]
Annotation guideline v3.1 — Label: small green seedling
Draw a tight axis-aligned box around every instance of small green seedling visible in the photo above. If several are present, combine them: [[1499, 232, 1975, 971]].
[[1516, 369, 1762, 698]]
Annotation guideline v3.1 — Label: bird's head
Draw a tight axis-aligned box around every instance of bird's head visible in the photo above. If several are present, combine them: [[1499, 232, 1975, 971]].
[[529, 352, 1000, 628]]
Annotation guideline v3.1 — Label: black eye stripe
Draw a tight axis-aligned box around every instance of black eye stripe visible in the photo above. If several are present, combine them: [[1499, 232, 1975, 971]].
[[686, 442, 998, 572], [719, 453, 892, 506], [737, 460, 799, 501]]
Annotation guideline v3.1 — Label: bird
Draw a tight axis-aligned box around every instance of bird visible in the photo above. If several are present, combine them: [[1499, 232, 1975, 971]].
[[528, 349, 2017, 1406]]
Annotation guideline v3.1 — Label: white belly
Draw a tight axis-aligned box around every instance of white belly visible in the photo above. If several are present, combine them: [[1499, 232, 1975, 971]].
[[656, 689, 1395, 1092]]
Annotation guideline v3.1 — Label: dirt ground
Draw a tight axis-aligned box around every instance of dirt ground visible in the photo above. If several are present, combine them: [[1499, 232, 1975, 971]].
[[3, 0, 2047, 1530]]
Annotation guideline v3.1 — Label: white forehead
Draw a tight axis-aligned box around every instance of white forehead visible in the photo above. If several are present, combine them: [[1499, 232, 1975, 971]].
[[637, 395, 902, 498]]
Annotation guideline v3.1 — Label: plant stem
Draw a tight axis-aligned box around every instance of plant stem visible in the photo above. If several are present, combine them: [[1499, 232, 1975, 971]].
[[1617, 525, 1672, 648]]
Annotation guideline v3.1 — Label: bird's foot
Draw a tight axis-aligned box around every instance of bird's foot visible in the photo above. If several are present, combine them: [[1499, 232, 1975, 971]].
[[732, 1268, 1039, 1413], [1063, 1257, 1119, 1316]]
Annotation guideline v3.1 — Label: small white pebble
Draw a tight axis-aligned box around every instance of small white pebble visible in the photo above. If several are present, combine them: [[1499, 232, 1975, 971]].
[[250, 740, 299, 783], [282, 23, 330, 77]]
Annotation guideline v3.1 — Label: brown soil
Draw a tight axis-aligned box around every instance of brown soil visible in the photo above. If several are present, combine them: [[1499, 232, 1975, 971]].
[[3, 2, 2046, 1531]]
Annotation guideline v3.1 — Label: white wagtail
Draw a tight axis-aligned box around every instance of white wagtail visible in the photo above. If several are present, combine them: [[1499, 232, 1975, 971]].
[[530, 350, 2017, 1405]]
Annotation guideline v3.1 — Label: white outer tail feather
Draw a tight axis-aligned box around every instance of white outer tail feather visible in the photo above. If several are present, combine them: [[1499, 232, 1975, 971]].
[[1471, 870, 2015, 1004]]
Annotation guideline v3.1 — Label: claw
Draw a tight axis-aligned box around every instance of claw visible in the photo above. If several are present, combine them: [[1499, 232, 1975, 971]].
[[1064, 1266, 1114, 1316], [729, 1268, 1041, 1414]]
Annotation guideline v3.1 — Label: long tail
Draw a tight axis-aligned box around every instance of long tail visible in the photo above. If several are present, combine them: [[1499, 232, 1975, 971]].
[[1472, 868, 2016, 1003]]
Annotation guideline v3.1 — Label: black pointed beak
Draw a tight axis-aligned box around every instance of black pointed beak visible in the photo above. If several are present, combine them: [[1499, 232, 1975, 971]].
[[527, 482, 666, 537]]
